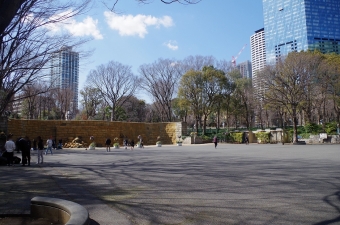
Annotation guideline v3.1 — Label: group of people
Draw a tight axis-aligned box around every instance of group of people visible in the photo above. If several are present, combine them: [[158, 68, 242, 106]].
[[105, 135, 144, 152], [1, 134, 58, 166]]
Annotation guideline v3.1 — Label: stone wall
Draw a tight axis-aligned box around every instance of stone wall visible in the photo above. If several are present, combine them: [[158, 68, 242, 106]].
[[7, 119, 182, 146], [301, 134, 340, 144]]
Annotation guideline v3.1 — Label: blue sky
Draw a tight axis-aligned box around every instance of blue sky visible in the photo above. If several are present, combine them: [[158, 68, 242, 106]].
[[61, 0, 264, 100]]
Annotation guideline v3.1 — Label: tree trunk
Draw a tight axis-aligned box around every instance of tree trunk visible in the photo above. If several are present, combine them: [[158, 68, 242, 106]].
[[195, 115, 199, 133], [203, 115, 207, 135], [111, 104, 115, 121], [217, 107, 220, 133], [292, 107, 298, 144]]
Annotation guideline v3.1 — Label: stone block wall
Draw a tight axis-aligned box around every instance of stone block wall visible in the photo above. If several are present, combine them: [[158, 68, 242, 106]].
[[7, 119, 181, 146], [302, 134, 340, 144]]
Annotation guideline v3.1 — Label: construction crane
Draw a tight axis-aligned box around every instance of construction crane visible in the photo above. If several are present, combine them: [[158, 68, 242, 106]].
[[231, 44, 247, 67]]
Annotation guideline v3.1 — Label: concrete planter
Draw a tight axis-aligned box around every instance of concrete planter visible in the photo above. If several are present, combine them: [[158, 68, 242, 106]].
[[157, 143, 162, 147], [114, 145, 119, 149], [177, 143, 182, 146]]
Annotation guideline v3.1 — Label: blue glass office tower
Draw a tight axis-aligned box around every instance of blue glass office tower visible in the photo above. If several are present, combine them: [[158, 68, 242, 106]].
[[50, 46, 79, 118], [263, 0, 340, 62]]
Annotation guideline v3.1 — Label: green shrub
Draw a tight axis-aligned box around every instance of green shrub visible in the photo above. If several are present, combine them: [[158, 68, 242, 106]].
[[229, 132, 243, 143], [325, 122, 337, 134], [255, 132, 270, 143], [200, 135, 210, 141], [300, 133, 310, 139], [297, 126, 305, 134], [90, 142, 96, 147], [304, 123, 322, 134]]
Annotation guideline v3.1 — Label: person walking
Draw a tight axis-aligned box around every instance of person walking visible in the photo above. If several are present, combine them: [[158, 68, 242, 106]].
[[4, 134, 15, 166], [45, 137, 53, 155], [123, 137, 128, 150], [52, 139, 56, 150], [37, 136, 44, 164], [130, 139, 134, 150], [138, 135, 142, 148], [105, 137, 111, 152], [245, 134, 249, 145], [213, 135, 218, 149]]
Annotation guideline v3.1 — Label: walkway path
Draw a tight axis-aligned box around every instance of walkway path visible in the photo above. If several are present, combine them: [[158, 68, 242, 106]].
[[1, 144, 340, 224]]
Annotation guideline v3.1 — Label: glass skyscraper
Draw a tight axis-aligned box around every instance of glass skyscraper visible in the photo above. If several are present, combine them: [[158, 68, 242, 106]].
[[50, 46, 79, 117], [263, 0, 340, 63]]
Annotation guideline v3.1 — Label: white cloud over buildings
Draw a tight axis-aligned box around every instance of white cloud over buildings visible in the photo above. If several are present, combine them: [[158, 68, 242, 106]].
[[104, 12, 174, 38], [46, 10, 103, 40]]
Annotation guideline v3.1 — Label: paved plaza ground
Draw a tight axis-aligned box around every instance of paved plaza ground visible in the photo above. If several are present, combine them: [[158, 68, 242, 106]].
[[1, 143, 340, 225]]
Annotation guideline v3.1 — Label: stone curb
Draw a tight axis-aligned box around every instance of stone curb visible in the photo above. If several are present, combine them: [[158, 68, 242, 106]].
[[31, 196, 90, 225]]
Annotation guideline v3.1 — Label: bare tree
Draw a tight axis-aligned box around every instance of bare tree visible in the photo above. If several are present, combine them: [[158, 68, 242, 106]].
[[181, 55, 216, 72], [53, 87, 74, 120], [260, 52, 319, 143], [323, 54, 340, 123], [139, 58, 182, 122], [20, 82, 47, 119], [0, 0, 89, 116], [79, 86, 103, 120], [105, 0, 201, 12], [87, 61, 139, 121]]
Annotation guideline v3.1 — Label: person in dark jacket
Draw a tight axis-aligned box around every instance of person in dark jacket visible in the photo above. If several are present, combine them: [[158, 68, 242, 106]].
[[18, 137, 30, 166], [213, 135, 218, 149], [105, 138, 111, 152], [37, 136, 44, 164], [130, 139, 134, 150]]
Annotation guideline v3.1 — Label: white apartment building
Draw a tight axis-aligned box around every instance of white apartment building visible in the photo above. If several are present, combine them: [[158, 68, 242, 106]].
[[250, 28, 266, 96]]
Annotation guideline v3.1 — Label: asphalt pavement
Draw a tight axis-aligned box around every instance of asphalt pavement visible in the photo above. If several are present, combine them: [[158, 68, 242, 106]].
[[1, 143, 340, 225]]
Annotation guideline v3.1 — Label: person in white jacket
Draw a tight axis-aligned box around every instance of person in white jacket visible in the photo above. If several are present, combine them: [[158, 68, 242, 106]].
[[45, 137, 53, 155], [4, 134, 15, 166]]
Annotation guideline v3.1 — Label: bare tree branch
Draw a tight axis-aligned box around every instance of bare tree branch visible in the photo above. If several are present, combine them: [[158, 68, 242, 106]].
[[87, 61, 140, 121], [139, 58, 182, 122], [0, 0, 90, 116]]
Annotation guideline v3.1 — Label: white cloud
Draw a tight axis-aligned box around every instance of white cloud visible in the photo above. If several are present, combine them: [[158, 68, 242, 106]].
[[64, 16, 103, 40], [46, 10, 103, 40], [104, 11, 174, 38], [164, 40, 178, 51]]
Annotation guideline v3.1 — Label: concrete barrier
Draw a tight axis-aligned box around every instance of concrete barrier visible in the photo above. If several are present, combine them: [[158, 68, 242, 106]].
[[31, 196, 90, 225]]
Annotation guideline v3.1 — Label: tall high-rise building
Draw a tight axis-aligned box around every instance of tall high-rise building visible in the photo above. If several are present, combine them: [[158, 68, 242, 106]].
[[250, 28, 266, 95], [263, 0, 340, 63], [50, 46, 79, 117], [237, 60, 252, 79]]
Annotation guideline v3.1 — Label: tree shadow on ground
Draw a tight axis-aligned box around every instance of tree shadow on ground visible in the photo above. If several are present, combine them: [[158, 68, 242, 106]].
[[314, 188, 340, 225]]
